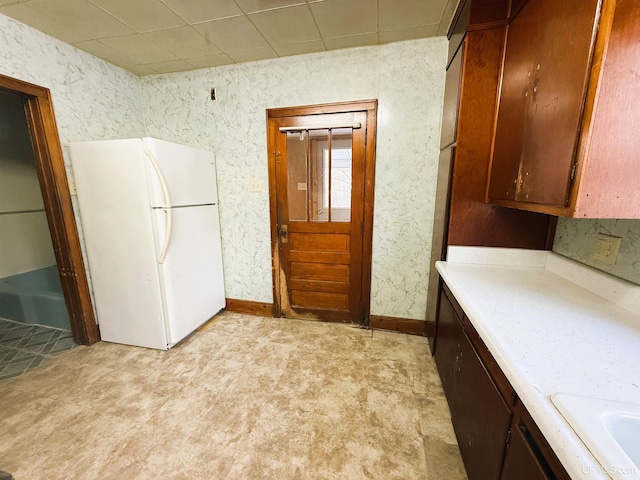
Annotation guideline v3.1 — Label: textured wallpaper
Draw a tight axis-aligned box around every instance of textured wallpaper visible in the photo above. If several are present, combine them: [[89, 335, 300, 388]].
[[141, 38, 447, 320], [553, 218, 640, 285], [0, 15, 144, 149]]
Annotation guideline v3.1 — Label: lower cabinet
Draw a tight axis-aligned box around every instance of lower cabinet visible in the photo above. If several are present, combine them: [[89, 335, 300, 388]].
[[434, 286, 570, 480], [502, 421, 552, 480]]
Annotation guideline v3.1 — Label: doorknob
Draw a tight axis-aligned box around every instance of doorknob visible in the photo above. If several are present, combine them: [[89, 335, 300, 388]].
[[278, 224, 288, 244]]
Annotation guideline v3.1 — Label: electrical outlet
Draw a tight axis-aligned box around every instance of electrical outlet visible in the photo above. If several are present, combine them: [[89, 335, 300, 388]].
[[593, 233, 621, 265], [249, 179, 262, 192]]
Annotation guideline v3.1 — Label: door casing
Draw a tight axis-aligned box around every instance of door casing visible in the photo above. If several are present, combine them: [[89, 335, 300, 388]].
[[267, 100, 378, 326], [0, 73, 100, 345]]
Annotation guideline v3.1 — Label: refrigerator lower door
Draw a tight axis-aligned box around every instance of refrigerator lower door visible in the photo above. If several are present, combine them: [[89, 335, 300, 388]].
[[151, 204, 225, 346]]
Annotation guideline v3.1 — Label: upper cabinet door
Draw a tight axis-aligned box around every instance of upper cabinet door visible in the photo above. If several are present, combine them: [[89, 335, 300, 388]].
[[489, 0, 600, 207], [518, 0, 600, 206], [488, 0, 540, 202]]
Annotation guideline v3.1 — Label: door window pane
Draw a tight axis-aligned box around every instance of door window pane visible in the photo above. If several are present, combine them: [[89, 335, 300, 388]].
[[287, 128, 352, 222], [287, 131, 308, 221], [326, 128, 352, 222]]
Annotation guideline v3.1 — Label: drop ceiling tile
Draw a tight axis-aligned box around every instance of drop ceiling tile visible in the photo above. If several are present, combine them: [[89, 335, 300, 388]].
[[310, 0, 376, 38], [89, 0, 185, 32], [194, 15, 268, 53], [0, 3, 91, 42], [145, 59, 193, 74], [144, 26, 221, 59], [73, 39, 137, 67], [160, 0, 242, 24], [379, 0, 447, 31], [324, 32, 378, 51], [128, 64, 159, 75], [187, 53, 235, 69], [228, 47, 278, 63], [378, 24, 439, 43], [250, 4, 320, 46], [100, 33, 178, 64], [273, 40, 325, 57], [234, 0, 304, 14], [25, 0, 134, 40]]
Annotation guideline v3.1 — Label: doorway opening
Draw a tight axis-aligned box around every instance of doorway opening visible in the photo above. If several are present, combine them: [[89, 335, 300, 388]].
[[267, 100, 377, 325], [0, 74, 99, 356]]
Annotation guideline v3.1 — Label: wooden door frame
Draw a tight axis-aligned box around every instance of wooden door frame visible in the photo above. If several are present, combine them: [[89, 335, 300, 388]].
[[0, 73, 100, 345], [266, 100, 378, 326]]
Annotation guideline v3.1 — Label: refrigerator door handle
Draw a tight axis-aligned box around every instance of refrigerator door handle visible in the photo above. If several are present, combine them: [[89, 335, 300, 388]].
[[145, 148, 173, 264], [144, 148, 172, 208], [158, 207, 172, 264]]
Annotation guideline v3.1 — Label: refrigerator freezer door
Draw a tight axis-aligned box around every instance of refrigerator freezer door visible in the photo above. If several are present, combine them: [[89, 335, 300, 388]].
[[151, 204, 225, 346], [143, 138, 219, 208], [69, 139, 169, 350]]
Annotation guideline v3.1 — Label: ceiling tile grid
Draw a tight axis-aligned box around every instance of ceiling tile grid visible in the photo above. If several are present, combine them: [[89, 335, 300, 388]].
[[0, 0, 458, 75]]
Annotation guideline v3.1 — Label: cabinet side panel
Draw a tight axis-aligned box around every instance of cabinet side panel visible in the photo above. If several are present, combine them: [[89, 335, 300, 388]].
[[450, 29, 553, 248], [576, 0, 640, 219], [426, 147, 455, 349]]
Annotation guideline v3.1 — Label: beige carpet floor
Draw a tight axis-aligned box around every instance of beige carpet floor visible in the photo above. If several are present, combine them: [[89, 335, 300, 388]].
[[0, 312, 466, 480]]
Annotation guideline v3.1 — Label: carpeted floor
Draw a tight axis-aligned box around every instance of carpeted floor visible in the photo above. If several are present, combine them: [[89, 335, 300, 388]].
[[0, 312, 466, 479]]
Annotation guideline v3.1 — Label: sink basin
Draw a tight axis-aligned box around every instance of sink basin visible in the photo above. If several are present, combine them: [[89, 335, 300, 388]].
[[551, 393, 640, 479], [605, 413, 640, 468]]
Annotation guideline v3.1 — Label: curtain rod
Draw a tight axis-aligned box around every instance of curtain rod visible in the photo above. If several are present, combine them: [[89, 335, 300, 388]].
[[279, 123, 361, 132]]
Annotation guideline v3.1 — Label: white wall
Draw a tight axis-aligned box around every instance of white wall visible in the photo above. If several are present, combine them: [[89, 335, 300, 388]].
[[141, 38, 447, 320], [0, 15, 145, 147]]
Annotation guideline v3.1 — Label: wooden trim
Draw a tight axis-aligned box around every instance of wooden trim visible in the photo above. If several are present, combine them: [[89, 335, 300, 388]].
[[266, 109, 282, 318], [0, 73, 99, 345], [369, 315, 430, 337], [267, 100, 378, 119], [225, 298, 274, 317], [360, 105, 377, 327], [266, 100, 377, 327]]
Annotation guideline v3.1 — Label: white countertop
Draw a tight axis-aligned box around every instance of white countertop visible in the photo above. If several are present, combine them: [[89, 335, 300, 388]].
[[436, 247, 640, 480]]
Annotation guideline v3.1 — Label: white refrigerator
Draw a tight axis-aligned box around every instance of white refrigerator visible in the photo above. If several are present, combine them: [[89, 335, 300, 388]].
[[69, 137, 225, 350]]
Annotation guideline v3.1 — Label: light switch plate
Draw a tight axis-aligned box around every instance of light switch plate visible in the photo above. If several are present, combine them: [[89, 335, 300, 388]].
[[593, 233, 621, 265], [249, 179, 262, 192]]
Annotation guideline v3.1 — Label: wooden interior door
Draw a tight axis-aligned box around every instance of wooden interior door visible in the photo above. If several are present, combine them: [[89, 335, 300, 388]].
[[268, 103, 376, 324]]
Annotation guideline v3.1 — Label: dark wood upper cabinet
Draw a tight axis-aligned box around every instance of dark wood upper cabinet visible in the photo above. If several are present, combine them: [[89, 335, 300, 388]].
[[488, 0, 640, 219]]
